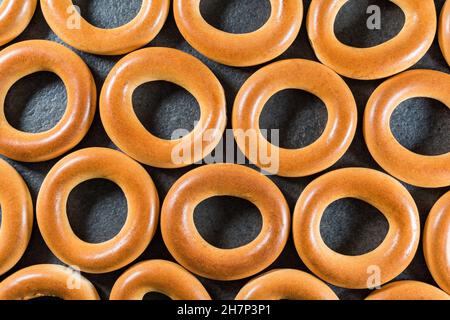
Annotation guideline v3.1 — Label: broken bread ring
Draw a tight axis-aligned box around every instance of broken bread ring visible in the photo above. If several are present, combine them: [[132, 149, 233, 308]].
[[36, 148, 159, 274], [0, 0, 37, 46], [100, 47, 226, 168], [40, 0, 169, 55], [307, 0, 436, 79], [0, 40, 96, 162], [0, 159, 33, 276], [235, 269, 338, 300], [233, 59, 357, 177], [424, 190, 450, 295], [161, 164, 290, 281], [174, 0, 303, 66], [364, 69, 450, 188], [293, 168, 420, 289], [110, 260, 211, 300], [0, 264, 99, 300]]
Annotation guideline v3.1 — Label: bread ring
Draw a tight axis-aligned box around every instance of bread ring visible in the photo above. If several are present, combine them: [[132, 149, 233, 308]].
[[364, 69, 450, 188], [173, 0, 303, 67], [0, 159, 33, 276], [40, 0, 169, 55], [0, 0, 36, 46], [439, 0, 450, 66], [365, 281, 450, 300], [36, 148, 159, 274], [0, 40, 96, 162], [0, 264, 99, 300], [235, 269, 338, 300], [100, 47, 226, 168], [424, 191, 450, 295], [161, 164, 290, 281], [233, 59, 357, 177], [293, 168, 420, 289], [110, 260, 211, 300], [307, 0, 436, 80]]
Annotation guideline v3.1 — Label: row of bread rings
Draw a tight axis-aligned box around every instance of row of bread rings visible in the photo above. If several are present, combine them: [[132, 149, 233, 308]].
[[2, 0, 450, 79], [0, 41, 449, 187], [0, 150, 449, 300], [0, 263, 449, 300]]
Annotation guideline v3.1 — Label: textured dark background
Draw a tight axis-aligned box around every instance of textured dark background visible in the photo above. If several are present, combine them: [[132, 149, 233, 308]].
[[0, 0, 449, 300]]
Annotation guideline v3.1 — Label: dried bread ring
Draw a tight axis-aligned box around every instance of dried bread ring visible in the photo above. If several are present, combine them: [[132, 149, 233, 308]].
[[365, 281, 450, 300], [364, 69, 450, 188], [233, 59, 357, 177], [439, 0, 450, 66], [0, 0, 37, 46], [161, 164, 290, 281], [307, 0, 436, 79], [100, 47, 226, 168], [40, 0, 169, 55], [235, 269, 338, 300], [110, 260, 211, 300], [0, 264, 99, 300], [173, 0, 303, 66], [37, 148, 159, 274], [0, 159, 33, 276], [0, 40, 96, 162], [293, 168, 420, 289], [424, 191, 450, 295]]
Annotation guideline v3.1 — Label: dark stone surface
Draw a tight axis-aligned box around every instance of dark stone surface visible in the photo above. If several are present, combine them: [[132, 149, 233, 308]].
[[0, 0, 449, 300]]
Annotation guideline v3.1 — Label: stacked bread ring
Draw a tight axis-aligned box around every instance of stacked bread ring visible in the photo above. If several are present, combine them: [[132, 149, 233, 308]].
[[0, 0, 448, 301]]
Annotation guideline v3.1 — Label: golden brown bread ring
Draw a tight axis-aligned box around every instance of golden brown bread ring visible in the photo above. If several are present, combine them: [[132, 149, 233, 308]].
[[0, 264, 99, 300], [0, 40, 96, 162], [307, 0, 436, 80], [0, 0, 36, 46], [161, 164, 290, 281], [365, 281, 450, 300], [233, 59, 357, 177], [0, 159, 33, 276], [40, 0, 169, 55], [440, 0, 450, 66], [173, 0, 303, 67], [100, 47, 226, 168], [364, 69, 450, 188], [36, 148, 159, 274], [235, 269, 338, 300], [110, 260, 211, 300], [293, 168, 420, 289], [424, 191, 450, 295]]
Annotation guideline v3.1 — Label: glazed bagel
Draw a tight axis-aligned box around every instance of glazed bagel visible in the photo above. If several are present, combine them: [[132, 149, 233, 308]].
[[235, 269, 338, 300], [0, 0, 37, 46], [233, 59, 357, 177], [0, 159, 33, 276], [161, 164, 290, 281], [307, 0, 436, 80], [40, 0, 169, 55], [36, 148, 159, 274], [0, 40, 96, 162], [100, 47, 226, 168], [0, 264, 99, 300], [173, 0, 303, 67], [364, 69, 450, 188], [110, 260, 211, 300], [440, 0, 450, 66], [424, 191, 450, 295], [365, 281, 450, 300], [293, 168, 420, 289]]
